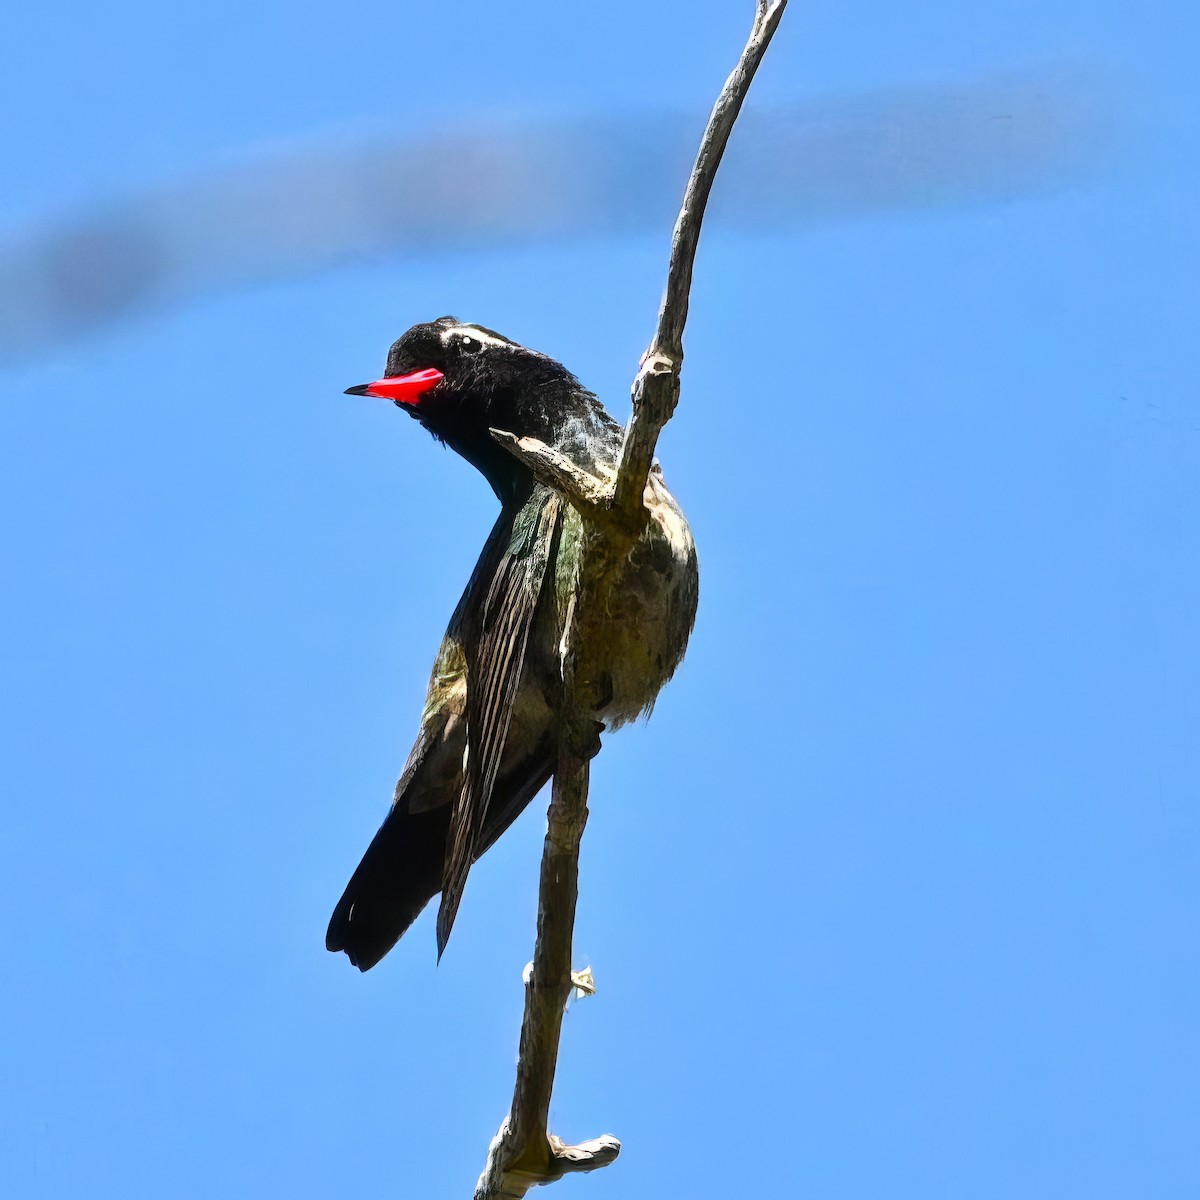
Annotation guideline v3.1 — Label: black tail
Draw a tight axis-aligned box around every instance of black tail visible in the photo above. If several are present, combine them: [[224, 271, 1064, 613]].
[[327, 750, 556, 970], [325, 804, 450, 971]]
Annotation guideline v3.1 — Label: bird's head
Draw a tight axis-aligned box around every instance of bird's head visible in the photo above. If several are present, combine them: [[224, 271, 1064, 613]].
[[347, 316, 620, 501]]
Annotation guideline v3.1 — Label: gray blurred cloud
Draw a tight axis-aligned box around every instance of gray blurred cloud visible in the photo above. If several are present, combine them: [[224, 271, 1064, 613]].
[[0, 65, 1119, 363]]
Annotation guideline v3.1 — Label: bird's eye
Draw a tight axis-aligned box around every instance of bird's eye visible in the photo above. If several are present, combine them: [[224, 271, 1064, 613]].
[[459, 335, 480, 353]]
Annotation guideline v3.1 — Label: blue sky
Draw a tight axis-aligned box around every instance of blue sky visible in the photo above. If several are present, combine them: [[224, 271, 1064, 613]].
[[2, 2, 1197, 1197]]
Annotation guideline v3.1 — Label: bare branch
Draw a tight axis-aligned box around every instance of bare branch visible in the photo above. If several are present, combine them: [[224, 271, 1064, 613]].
[[612, 0, 788, 519], [475, 4, 787, 1195], [474, 745, 621, 1199], [488, 428, 614, 526]]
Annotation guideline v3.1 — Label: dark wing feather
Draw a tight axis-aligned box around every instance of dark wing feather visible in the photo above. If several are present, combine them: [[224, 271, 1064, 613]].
[[436, 487, 563, 954]]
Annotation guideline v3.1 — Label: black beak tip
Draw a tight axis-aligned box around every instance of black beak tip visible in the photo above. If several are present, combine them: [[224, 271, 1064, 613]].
[[344, 383, 371, 396]]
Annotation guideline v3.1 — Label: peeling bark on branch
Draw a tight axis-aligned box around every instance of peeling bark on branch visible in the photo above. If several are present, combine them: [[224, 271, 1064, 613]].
[[475, 4, 787, 1196]]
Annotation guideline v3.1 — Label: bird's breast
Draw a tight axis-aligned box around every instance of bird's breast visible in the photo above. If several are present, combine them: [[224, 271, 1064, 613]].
[[556, 470, 699, 729]]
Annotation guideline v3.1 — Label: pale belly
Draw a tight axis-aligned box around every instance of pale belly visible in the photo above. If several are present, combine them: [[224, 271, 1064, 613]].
[[559, 469, 699, 729]]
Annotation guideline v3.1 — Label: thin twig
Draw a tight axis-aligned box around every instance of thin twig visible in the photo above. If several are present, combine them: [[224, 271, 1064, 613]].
[[475, 4, 787, 1195], [487, 428, 615, 527], [613, 0, 788, 520]]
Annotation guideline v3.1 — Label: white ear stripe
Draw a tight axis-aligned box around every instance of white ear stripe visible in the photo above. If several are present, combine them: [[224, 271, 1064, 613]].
[[440, 324, 512, 350]]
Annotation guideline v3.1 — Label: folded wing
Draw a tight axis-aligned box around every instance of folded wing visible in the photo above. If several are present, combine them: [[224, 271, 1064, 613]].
[[436, 486, 564, 955]]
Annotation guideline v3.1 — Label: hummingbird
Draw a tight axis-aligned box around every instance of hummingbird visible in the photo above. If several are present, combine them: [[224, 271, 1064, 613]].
[[327, 316, 698, 969]]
